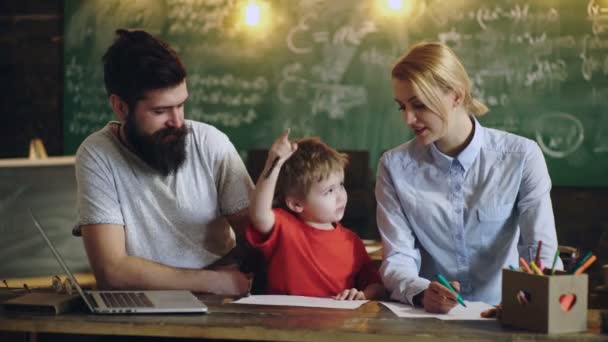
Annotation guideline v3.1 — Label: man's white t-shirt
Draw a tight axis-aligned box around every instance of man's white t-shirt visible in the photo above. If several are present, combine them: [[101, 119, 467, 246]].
[[74, 120, 253, 268]]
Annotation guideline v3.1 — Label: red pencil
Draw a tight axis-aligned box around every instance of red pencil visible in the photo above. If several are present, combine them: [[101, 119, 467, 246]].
[[534, 240, 542, 266]]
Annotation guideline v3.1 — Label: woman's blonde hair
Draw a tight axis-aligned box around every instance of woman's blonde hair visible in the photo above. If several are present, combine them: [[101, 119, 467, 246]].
[[391, 42, 488, 118]]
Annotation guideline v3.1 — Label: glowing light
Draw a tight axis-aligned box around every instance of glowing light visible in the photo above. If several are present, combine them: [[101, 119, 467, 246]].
[[244, 2, 261, 27], [377, 0, 414, 17], [387, 0, 403, 11]]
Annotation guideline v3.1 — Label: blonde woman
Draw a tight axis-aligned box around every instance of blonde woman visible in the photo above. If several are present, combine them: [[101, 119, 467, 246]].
[[376, 42, 562, 315]]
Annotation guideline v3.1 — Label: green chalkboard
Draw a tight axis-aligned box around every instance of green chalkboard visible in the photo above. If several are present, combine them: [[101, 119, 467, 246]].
[[64, 0, 608, 187]]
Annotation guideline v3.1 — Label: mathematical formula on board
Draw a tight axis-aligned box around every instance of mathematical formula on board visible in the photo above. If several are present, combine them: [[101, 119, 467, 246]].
[[64, 0, 608, 185]]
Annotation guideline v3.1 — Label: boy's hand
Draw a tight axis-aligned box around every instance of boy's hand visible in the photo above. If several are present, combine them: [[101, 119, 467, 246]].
[[268, 129, 298, 168], [334, 288, 366, 300], [251, 129, 297, 233]]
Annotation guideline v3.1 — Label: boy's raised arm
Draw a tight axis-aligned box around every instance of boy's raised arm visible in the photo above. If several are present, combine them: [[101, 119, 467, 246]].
[[249, 129, 298, 235]]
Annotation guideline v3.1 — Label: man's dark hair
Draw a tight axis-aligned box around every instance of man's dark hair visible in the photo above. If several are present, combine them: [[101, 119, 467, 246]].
[[102, 29, 187, 111]]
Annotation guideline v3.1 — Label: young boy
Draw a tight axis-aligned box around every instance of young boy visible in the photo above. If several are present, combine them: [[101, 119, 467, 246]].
[[247, 129, 385, 300]]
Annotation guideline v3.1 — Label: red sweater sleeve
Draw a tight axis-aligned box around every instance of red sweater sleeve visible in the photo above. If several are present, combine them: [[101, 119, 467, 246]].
[[245, 208, 287, 260], [353, 237, 383, 290]]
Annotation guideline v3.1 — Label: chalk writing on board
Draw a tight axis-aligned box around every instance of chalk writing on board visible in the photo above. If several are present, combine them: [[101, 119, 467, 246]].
[[580, 35, 608, 81], [592, 110, 608, 153], [524, 59, 567, 88], [312, 45, 357, 83], [431, 4, 558, 30], [359, 47, 399, 68], [65, 0, 167, 51], [277, 63, 306, 104], [475, 4, 531, 30], [68, 118, 106, 136], [189, 90, 263, 107], [286, 14, 378, 54], [508, 33, 577, 54], [277, 62, 367, 119], [438, 28, 474, 47], [470, 71, 511, 108], [167, 0, 237, 36], [282, 6, 377, 120], [480, 114, 519, 133], [188, 108, 257, 127], [186, 71, 268, 128], [588, 0, 608, 35], [478, 92, 510, 108], [310, 84, 367, 119], [188, 73, 268, 92], [512, 32, 547, 46], [535, 113, 584, 158], [65, 57, 109, 135]]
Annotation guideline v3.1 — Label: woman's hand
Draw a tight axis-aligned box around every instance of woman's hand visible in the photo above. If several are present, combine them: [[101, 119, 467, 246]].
[[481, 304, 502, 318], [422, 281, 460, 313]]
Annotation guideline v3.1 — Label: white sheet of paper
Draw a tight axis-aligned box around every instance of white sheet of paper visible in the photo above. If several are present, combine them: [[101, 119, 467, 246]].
[[381, 301, 496, 320], [233, 295, 368, 309], [364, 245, 382, 254], [362, 239, 382, 254]]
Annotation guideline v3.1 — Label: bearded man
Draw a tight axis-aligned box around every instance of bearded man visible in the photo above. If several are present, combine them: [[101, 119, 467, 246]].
[[74, 29, 254, 295]]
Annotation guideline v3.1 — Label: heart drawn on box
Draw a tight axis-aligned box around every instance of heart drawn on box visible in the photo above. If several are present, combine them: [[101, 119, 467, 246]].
[[559, 294, 577, 312], [515, 290, 531, 306]]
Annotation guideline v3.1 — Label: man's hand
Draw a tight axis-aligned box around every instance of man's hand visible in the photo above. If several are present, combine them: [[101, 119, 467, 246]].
[[207, 269, 253, 296], [422, 281, 460, 313], [334, 288, 366, 300]]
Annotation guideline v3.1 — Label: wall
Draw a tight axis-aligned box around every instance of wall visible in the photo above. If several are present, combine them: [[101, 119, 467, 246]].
[[0, 0, 63, 158], [551, 188, 608, 290]]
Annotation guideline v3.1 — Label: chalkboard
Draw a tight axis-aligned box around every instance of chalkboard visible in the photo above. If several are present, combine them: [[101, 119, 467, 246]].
[[64, 0, 608, 187]]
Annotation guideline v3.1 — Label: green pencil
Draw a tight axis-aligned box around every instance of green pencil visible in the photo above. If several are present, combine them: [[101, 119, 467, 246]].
[[550, 250, 560, 275]]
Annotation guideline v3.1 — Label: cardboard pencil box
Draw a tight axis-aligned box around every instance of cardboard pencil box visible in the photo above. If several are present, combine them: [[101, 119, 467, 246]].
[[501, 269, 588, 334]]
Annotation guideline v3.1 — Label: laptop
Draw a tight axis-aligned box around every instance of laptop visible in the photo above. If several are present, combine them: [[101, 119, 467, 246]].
[[29, 210, 208, 314]]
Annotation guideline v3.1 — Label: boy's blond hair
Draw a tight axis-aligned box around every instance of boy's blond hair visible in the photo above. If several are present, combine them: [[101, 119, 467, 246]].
[[275, 137, 348, 206], [391, 42, 488, 120]]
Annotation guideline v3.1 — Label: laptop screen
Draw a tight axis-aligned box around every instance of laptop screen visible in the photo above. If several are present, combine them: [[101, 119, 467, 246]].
[[29, 209, 96, 312]]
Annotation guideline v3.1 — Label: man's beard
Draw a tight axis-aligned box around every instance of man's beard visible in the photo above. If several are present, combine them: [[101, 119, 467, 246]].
[[124, 116, 189, 177]]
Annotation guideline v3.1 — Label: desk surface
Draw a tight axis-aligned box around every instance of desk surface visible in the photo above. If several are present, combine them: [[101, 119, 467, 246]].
[[0, 293, 605, 342]]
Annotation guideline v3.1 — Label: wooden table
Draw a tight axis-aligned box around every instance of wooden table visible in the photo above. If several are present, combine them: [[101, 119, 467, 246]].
[[0, 292, 606, 342]]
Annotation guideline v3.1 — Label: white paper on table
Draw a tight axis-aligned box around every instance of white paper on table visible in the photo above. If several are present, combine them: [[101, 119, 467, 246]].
[[364, 245, 382, 254], [233, 295, 368, 309], [362, 239, 382, 254], [381, 301, 496, 320]]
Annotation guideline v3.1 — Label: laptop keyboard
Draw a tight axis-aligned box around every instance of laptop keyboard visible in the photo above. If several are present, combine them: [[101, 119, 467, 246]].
[[99, 292, 155, 308]]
